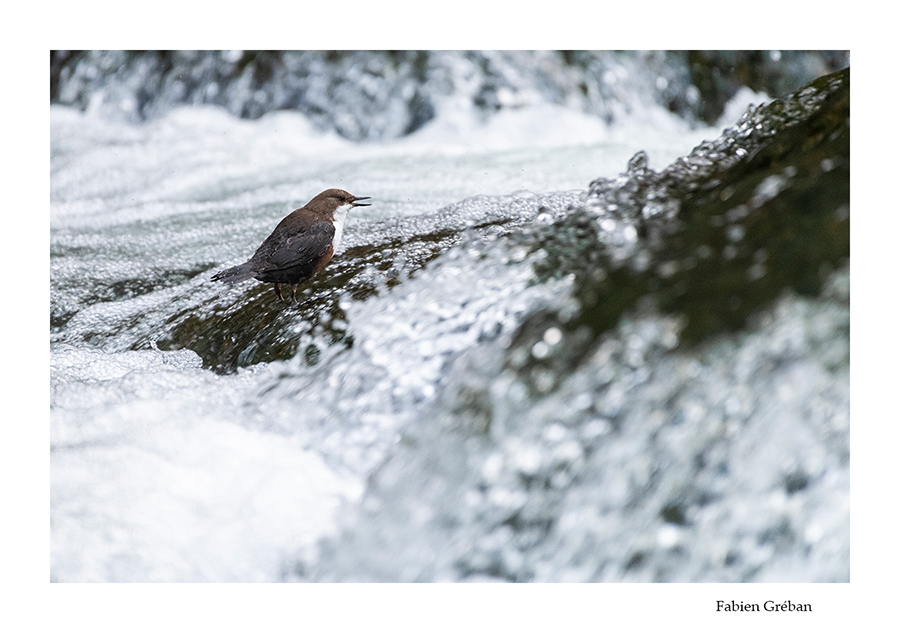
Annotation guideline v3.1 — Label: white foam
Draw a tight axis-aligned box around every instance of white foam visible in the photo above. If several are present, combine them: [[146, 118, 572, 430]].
[[50, 346, 362, 581]]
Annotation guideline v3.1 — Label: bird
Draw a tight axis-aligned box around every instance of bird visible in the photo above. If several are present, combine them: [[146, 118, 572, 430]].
[[211, 188, 371, 302]]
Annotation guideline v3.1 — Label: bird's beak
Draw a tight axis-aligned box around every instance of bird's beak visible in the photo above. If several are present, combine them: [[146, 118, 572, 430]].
[[352, 196, 372, 207]]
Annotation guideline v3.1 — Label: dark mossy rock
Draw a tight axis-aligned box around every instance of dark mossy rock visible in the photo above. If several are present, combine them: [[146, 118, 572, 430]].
[[511, 67, 849, 383], [155, 216, 524, 374]]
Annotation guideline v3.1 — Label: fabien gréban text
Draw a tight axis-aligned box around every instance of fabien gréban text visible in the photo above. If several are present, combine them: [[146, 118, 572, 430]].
[[716, 600, 812, 612]]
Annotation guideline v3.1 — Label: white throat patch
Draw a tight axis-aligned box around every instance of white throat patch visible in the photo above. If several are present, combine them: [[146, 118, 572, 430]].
[[331, 203, 352, 253]]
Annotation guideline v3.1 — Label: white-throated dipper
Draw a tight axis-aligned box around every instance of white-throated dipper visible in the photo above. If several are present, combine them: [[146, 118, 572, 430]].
[[211, 188, 371, 302]]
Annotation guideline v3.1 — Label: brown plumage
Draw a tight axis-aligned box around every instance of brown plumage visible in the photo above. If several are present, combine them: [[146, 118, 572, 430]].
[[212, 188, 371, 302]]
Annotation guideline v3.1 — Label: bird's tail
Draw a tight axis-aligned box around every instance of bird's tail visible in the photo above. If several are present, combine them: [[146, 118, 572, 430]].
[[211, 263, 255, 284]]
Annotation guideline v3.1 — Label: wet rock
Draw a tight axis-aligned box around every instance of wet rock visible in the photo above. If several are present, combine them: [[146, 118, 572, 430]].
[[52, 191, 580, 374], [512, 67, 849, 387]]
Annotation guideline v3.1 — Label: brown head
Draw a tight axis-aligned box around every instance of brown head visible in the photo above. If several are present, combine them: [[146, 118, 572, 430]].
[[304, 189, 372, 218]]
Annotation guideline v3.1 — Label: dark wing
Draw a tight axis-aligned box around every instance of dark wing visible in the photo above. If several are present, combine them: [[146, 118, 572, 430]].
[[253, 220, 336, 273]]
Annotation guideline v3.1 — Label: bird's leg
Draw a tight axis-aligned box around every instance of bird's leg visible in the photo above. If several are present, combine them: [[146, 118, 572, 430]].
[[274, 283, 285, 303], [290, 284, 299, 304]]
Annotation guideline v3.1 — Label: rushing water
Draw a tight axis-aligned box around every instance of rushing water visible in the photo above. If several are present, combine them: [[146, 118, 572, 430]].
[[50, 55, 849, 582]]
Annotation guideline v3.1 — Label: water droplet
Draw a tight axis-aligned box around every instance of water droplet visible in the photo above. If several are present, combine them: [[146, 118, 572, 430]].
[[726, 224, 746, 242], [747, 262, 766, 281], [542, 327, 562, 346], [531, 340, 550, 359], [657, 261, 680, 278], [755, 174, 787, 201], [657, 524, 683, 548]]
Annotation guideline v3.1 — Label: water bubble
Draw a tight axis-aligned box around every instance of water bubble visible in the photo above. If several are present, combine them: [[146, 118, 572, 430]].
[[685, 85, 700, 105], [542, 327, 562, 346], [747, 262, 766, 281], [487, 487, 528, 513], [726, 224, 746, 242], [532, 369, 556, 393], [568, 392, 592, 412], [542, 423, 567, 443], [657, 261, 680, 278], [581, 418, 612, 441], [725, 205, 750, 223], [511, 443, 543, 477], [531, 340, 550, 359], [481, 452, 504, 482], [754, 174, 787, 202], [657, 524, 683, 548]]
